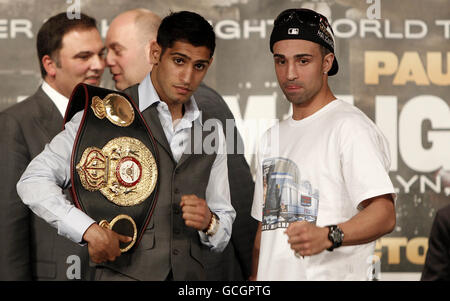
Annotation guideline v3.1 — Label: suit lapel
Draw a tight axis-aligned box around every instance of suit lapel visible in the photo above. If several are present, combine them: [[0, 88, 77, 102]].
[[34, 87, 64, 139]]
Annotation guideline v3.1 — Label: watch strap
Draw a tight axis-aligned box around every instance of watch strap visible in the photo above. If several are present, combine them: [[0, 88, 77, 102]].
[[203, 212, 220, 236], [327, 225, 344, 251]]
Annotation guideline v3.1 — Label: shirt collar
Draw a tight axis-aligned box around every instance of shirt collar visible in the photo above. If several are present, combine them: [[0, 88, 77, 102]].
[[138, 73, 160, 112], [41, 80, 69, 117], [138, 73, 202, 125]]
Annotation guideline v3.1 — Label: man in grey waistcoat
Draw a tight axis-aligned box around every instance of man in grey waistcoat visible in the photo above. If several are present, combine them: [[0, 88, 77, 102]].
[[105, 9, 257, 280], [17, 11, 236, 281]]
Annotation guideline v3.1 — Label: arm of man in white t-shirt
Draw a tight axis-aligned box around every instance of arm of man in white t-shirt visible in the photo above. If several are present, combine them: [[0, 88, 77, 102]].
[[285, 119, 396, 257], [285, 194, 395, 256]]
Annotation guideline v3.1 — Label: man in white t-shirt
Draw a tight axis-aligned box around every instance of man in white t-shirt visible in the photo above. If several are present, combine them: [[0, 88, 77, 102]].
[[250, 8, 396, 281]]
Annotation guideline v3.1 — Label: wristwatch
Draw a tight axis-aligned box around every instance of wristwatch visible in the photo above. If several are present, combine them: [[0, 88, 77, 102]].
[[327, 225, 344, 251], [203, 212, 220, 236]]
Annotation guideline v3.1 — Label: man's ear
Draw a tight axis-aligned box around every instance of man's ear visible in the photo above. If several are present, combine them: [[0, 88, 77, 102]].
[[145, 39, 155, 65], [149, 41, 161, 65], [42, 54, 57, 77], [322, 52, 334, 75]]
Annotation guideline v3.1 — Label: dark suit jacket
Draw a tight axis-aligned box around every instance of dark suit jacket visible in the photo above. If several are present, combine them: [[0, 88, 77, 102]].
[[187, 83, 257, 280], [421, 204, 450, 281], [0, 86, 92, 280]]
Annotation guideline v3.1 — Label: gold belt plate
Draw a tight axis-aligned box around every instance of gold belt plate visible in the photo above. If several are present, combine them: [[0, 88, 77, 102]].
[[76, 136, 157, 206]]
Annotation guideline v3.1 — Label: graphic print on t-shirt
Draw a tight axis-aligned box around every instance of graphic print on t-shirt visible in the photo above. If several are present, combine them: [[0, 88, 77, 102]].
[[262, 157, 319, 231]]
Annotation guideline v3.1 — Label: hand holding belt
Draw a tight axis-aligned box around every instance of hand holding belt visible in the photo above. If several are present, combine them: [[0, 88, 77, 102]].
[[99, 215, 137, 253]]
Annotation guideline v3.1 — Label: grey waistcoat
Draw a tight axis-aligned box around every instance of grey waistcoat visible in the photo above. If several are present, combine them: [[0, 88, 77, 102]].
[[96, 85, 217, 280]]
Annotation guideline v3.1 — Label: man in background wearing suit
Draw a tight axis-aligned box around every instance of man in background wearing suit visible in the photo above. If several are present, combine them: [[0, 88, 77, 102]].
[[105, 9, 257, 280], [421, 204, 450, 281], [0, 12, 105, 280]]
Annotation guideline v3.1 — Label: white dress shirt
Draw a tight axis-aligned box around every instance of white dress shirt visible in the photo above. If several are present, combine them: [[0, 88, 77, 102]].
[[41, 81, 69, 117], [17, 74, 235, 252]]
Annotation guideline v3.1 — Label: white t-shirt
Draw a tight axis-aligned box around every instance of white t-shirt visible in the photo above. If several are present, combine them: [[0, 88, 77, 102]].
[[251, 99, 396, 281]]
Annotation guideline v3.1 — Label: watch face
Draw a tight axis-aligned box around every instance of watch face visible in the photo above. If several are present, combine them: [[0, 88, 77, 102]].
[[331, 227, 344, 244], [332, 230, 341, 243]]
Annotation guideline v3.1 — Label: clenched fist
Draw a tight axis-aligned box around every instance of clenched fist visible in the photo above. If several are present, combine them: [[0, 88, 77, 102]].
[[180, 194, 212, 231], [285, 221, 332, 257]]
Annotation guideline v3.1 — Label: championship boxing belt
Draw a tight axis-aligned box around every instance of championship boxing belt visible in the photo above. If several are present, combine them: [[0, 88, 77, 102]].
[[65, 83, 159, 253]]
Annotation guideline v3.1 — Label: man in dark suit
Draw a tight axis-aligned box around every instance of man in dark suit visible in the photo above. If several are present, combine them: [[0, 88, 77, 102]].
[[421, 204, 450, 281], [0, 12, 105, 280], [105, 9, 257, 280]]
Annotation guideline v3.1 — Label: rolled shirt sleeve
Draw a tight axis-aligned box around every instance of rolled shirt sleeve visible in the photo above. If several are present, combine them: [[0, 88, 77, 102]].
[[16, 111, 95, 244], [198, 122, 236, 252]]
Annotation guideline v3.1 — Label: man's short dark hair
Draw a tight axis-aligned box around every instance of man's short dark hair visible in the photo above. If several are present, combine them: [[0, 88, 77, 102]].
[[37, 12, 97, 78], [320, 45, 331, 58], [156, 11, 215, 58]]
